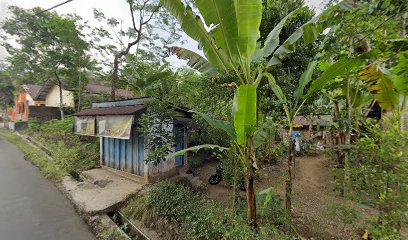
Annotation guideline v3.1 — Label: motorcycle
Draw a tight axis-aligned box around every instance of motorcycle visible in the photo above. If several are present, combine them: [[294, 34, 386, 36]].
[[208, 164, 246, 191]]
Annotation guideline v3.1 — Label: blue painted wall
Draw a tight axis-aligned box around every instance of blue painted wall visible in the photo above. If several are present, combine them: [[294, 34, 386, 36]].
[[174, 124, 185, 167], [102, 129, 145, 176]]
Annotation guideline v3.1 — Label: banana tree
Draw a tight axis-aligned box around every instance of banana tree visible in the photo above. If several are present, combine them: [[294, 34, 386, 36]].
[[265, 57, 364, 210], [359, 51, 408, 130], [161, 0, 355, 225]]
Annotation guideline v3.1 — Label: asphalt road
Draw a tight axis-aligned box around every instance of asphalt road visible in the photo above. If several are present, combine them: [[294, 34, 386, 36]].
[[0, 137, 95, 240]]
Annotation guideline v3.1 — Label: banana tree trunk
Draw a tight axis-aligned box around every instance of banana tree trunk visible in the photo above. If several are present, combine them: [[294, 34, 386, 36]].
[[233, 157, 237, 211], [400, 96, 407, 131], [285, 124, 294, 212], [246, 142, 257, 227], [343, 78, 352, 195]]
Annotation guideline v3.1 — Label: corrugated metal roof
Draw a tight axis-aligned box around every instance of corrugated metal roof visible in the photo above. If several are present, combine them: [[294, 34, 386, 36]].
[[85, 83, 133, 98], [293, 115, 333, 127], [73, 105, 145, 116]]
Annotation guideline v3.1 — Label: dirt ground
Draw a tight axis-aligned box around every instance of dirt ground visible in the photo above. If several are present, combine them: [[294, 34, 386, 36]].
[[193, 153, 381, 240]]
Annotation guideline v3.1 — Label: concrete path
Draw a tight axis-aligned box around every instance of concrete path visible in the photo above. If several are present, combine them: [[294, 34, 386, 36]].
[[62, 168, 145, 215], [0, 137, 95, 240]]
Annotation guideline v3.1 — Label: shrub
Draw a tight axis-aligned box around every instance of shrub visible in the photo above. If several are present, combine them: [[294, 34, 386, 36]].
[[343, 118, 408, 239], [24, 117, 99, 176], [217, 150, 246, 188], [147, 181, 195, 220], [145, 181, 290, 240], [326, 202, 359, 232], [256, 190, 293, 230]]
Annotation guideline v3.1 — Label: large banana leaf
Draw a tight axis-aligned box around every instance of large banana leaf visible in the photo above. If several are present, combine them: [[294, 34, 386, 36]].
[[391, 51, 408, 96], [264, 72, 291, 119], [166, 144, 229, 160], [359, 64, 399, 111], [195, 0, 262, 62], [293, 60, 317, 101], [235, 0, 263, 60], [304, 57, 365, 99], [263, 72, 286, 102], [191, 110, 237, 141], [233, 84, 257, 146], [252, 8, 301, 61], [168, 47, 218, 76], [266, 0, 355, 69], [160, 0, 230, 71]]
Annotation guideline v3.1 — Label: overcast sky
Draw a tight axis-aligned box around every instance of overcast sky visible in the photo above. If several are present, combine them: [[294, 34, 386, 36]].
[[0, 0, 327, 68]]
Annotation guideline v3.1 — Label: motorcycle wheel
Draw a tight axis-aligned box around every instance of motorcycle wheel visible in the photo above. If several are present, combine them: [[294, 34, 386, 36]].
[[208, 175, 222, 185]]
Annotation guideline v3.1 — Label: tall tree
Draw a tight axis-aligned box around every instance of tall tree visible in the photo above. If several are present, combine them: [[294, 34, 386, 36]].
[[258, 0, 317, 119], [318, 0, 407, 194], [0, 67, 14, 124], [1, 6, 91, 119], [92, 0, 181, 100]]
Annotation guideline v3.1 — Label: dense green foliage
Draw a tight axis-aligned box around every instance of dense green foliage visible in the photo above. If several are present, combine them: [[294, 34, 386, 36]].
[[1, 6, 93, 92], [138, 100, 176, 165], [124, 181, 291, 240], [24, 117, 99, 177], [1, 0, 407, 239], [343, 118, 407, 238]]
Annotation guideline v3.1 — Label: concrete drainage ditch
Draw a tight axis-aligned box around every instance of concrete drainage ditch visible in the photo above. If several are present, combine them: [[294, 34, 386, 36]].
[[108, 210, 160, 240]]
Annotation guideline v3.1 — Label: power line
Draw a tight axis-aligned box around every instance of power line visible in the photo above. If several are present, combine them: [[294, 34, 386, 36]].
[[34, 0, 75, 17]]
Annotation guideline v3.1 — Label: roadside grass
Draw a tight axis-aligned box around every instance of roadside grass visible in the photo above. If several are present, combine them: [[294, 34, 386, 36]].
[[122, 181, 292, 240], [25, 118, 100, 175], [0, 129, 66, 180]]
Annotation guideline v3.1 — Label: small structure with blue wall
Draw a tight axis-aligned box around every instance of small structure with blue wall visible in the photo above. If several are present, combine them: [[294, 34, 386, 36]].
[[73, 97, 191, 182]]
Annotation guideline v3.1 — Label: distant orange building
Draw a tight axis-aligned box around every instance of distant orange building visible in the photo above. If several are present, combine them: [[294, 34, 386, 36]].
[[7, 82, 134, 123], [7, 84, 57, 122]]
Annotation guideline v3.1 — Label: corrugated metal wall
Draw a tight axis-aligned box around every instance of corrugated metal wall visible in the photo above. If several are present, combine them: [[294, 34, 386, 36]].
[[102, 129, 145, 176], [174, 123, 185, 167]]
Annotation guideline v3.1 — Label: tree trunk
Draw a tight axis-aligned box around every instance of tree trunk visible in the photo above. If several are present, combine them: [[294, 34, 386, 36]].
[[343, 78, 352, 195], [285, 125, 294, 212], [77, 67, 82, 112], [55, 72, 64, 120], [246, 139, 257, 227], [1, 98, 8, 126], [401, 96, 407, 131], [111, 57, 120, 100], [233, 156, 237, 211]]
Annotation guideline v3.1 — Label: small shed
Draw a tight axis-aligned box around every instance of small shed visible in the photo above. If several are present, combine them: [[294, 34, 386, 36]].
[[73, 97, 192, 182], [282, 115, 333, 144]]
